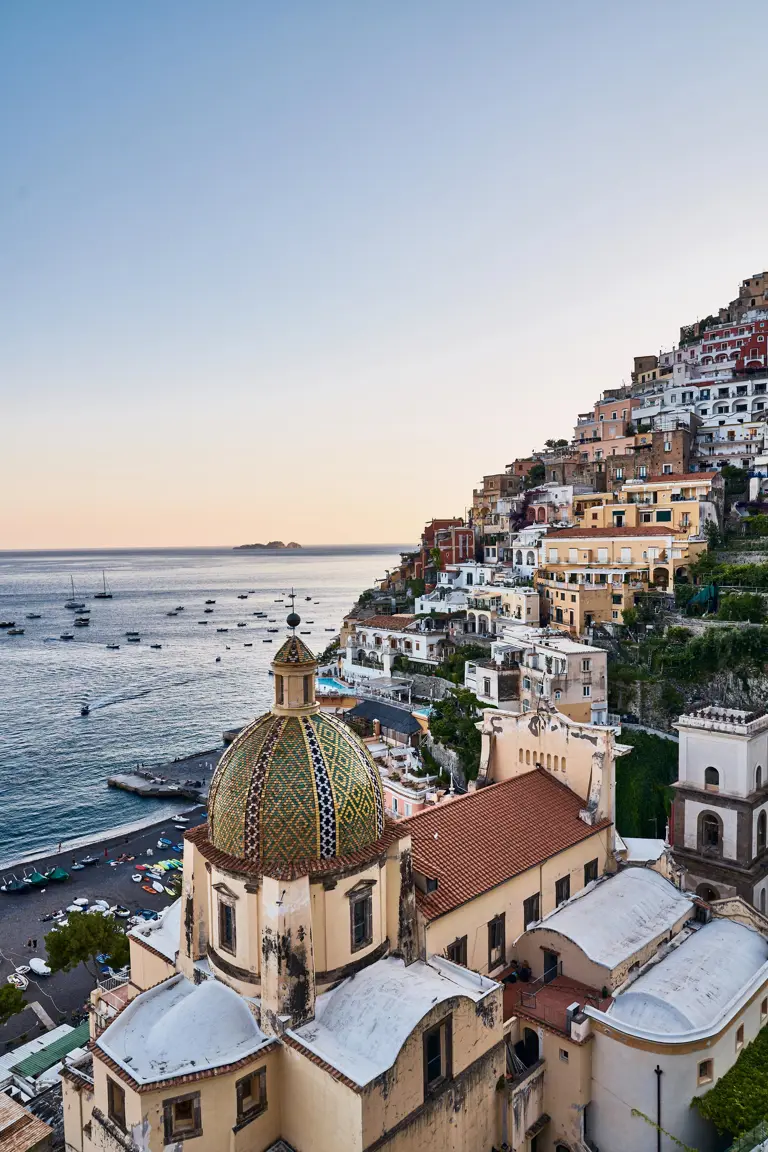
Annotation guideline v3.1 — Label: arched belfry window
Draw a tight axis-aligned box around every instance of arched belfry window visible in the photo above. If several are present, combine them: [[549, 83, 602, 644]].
[[758, 811, 767, 854], [699, 812, 723, 856], [757, 766, 763, 791], [704, 766, 720, 791]]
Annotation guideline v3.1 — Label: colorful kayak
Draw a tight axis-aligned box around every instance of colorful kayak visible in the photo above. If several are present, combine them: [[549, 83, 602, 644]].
[[142, 884, 157, 895]]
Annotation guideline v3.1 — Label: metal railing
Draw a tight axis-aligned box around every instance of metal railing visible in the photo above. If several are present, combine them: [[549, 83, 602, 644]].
[[725, 1119, 768, 1152]]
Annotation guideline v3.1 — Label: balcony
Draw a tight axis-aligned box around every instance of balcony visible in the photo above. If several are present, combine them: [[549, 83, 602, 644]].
[[506, 973, 610, 1034]]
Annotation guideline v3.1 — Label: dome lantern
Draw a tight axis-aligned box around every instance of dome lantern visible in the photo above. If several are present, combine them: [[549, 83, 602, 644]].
[[271, 596, 317, 714]]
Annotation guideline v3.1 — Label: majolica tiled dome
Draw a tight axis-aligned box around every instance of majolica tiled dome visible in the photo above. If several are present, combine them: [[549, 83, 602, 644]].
[[208, 711, 385, 865]]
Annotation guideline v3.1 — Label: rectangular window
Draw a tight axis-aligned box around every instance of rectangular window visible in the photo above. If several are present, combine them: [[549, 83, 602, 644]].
[[620, 547, 632, 563], [555, 875, 571, 906], [523, 893, 540, 928], [488, 913, 505, 970], [446, 936, 467, 966], [560, 1048, 570, 1062], [698, 1059, 713, 1085], [581, 658, 591, 672], [423, 1016, 452, 1096], [107, 1077, 126, 1133], [483, 677, 491, 697], [584, 858, 599, 885], [163, 1092, 202, 1143], [656, 509, 672, 522], [218, 897, 236, 955], [583, 685, 591, 697], [236, 1068, 267, 1123], [350, 890, 373, 952]]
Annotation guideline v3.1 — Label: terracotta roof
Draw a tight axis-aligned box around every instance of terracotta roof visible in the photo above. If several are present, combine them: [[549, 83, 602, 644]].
[[0, 1094, 52, 1152], [400, 770, 611, 921], [353, 615, 417, 631], [545, 525, 674, 539], [185, 819, 404, 881]]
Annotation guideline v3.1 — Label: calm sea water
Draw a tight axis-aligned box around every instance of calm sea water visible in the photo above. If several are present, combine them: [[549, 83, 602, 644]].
[[0, 546, 402, 866]]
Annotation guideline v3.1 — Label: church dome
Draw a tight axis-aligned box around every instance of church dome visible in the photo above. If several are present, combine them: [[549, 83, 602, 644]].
[[208, 707, 385, 866]]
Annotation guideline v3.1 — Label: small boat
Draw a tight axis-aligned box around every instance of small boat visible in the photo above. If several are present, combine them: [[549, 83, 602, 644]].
[[164, 886, 176, 896], [300, 631, 311, 635], [267, 628, 279, 633], [46, 867, 69, 882], [132, 874, 142, 882], [73, 618, 89, 627], [171, 815, 189, 822], [135, 863, 148, 870], [29, 958, 51, 977], [158, 838, 172, 847], [174, 824, 187, 830], [106, 643, 120, 650], [7, 973, 28, 990], [70, 862, 85, 871], [14, 965, 30, 976], [237, 622, 246, 627], [72, 897, 89, 906], [167, 611, 178, 617], [263, 639, 273, 643], [127, 635, 140, 643], [94, 570, 113, 599], [216, 628, 228, 633], [176, 606, 184, 611], [306, 620, 314, 624], [150, 644, 162, 649], [0, 621, 15, 628], [238, 594, 248, 599], [173, 844, 184, 852], [81, 704, 90, 716], [26, 871, 48, 887], [205, 599, 216, 605], [79, 855, 99, 866], [60, 633, 74, 641], [199, 620, 209, 625], [268, 618, 276, 623], [215, 656, 221, 662], [66, 904, 83, 913], [1, 876, 29, 893], [204, 608, 214, 614], [244, 642, 252, 647], [151, 881, 164, 893], [26, 613, 41, 620], [142, 884, 157, 895], [305, 596, 312, 601], [325, 627, 335, 631], [114, 905, 130, 918], [274, 599, 283, 603], [137, 908, 159, 920], [7, 628, 24, 636], [65, 576, 85, 610]]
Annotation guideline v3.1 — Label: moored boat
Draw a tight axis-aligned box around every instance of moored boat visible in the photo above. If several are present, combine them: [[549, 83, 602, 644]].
[[60, 633, 74, 641], [46, 867, 70, 882], [94, 570, 113, 599], [7, 628, 24, 635]]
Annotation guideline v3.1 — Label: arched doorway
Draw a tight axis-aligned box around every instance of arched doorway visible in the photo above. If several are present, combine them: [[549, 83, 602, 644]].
[[696, 883, 720, 902], [514, 1026, 540, 1069], [652, 567, 670, 590]]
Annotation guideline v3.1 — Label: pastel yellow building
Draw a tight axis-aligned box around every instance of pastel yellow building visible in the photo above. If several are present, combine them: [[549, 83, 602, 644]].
[[576, 471, 723, 541]]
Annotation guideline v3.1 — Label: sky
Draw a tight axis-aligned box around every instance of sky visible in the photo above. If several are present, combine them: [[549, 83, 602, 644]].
[[2, 1, 768, 549]]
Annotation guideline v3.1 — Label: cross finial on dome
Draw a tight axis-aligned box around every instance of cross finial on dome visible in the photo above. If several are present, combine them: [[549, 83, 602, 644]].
[[286, 587, 300, 631]]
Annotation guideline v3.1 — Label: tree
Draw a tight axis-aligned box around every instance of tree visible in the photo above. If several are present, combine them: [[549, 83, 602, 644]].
[[544, 438, 569, 450], [0, 984, 25, 1027], [718, 593, 766, 624], [429, 547, 442, 571], [429, 688, 484, 777], [46, 915, 130, 980]]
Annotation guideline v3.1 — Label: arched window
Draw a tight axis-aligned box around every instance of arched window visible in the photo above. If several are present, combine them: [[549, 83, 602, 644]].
[[526, 551, 536, 566], [518, 748, 524, 763], [525, 750, 531, 765], [553, 755, 559, 770], [561, 756, 567, 772], [762, 889, 767, 915], [705, 766, 720, 790], [700, 812, 722, 853], [546, 754, 551, 769], [758, 811, 767, 854], [466, 572, 473, 586], [515, 550, 523, 565], [757, 765, 763, 791]]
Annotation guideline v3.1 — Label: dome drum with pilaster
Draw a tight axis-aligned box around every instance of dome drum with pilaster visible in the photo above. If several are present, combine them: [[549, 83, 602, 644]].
[[208, 614, 385, 867]]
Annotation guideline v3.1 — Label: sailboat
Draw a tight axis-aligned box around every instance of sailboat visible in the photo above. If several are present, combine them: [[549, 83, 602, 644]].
[[94, 570, 113, 599], [65, 576, 85, 611]]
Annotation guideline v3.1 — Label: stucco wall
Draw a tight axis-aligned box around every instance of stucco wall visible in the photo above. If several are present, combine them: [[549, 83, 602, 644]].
[[281, 1043, 363, 1152], [684, 798, 738, 860], [360, 992, 504, 1152], [425, 830, 609, 977], [128, 937, 176, 992], [679, 724, 768, 799]]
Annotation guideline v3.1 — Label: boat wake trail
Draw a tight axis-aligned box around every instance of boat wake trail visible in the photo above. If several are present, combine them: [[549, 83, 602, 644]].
[[90, 674, 204, 711]]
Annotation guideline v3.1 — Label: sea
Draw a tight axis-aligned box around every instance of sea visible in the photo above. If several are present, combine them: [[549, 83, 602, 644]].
[[0, 546, 404, 868]]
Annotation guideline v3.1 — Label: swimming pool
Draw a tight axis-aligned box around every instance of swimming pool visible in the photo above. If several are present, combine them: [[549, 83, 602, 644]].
[[316, 676, 356, 694]]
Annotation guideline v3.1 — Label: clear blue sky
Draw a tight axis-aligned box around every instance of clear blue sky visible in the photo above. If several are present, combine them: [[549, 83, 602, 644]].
[[2, 0, 768, 547]]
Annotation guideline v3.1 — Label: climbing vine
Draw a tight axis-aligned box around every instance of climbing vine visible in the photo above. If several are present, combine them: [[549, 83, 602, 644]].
[[630, 1109, 698, 1152]]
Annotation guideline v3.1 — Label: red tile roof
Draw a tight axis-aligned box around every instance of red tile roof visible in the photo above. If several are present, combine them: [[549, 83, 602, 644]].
[[353, 615, 417, 631], [400, 769, 611, 921], [626, 472, 719, 483], [545, 525, 674, 538]]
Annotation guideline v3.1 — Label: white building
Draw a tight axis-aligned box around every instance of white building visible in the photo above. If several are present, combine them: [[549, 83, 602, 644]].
[[507, 525, 548, 580], [341, 614, 448, 680]]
